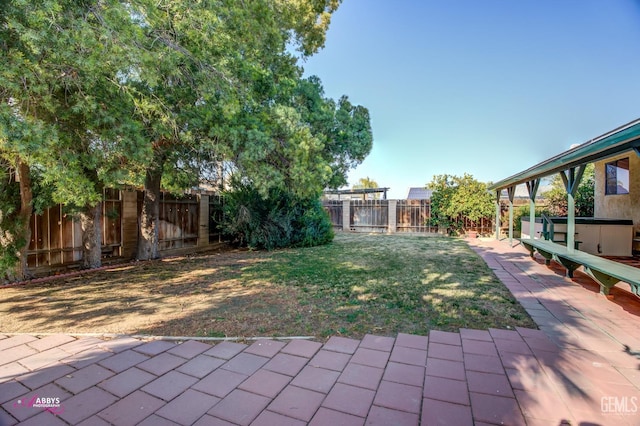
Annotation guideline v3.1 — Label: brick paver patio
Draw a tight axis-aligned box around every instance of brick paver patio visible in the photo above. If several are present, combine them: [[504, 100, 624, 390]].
[[1, 238, 639, 425]]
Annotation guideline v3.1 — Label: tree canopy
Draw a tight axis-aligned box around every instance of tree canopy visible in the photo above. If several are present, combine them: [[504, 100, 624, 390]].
[[428, 173, 495, 234], [542, 164, 595, 217], [352, 177, 379, 190], [0, 0, 372, 278]]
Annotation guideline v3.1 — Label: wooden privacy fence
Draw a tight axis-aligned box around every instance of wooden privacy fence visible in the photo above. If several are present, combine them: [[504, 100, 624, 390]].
[[28, 188, 122, 268], [155, 192, 199, 250], [322, 199, 497, 235], [208, 195, 224, 243], [396, 200, 434, 233], [27, 189, 222, 270], [324, 200, 343, 228], [351, 200, 389, 232]]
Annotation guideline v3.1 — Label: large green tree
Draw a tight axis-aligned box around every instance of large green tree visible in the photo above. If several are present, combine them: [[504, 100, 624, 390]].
[[121, 0, 345, 260], [292, 76, 373, 189], [428, 173, 495, 234], [353, 177, 379, 190], [352, 177, 380, 199], [226, 76, 372, 200], [1, 1, 151, 270], [2, 0, 372, 278]]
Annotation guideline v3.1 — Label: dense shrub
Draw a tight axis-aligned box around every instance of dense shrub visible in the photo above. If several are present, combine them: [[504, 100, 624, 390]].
[[0, 169, 24, 281], [428, 173, 494, 235], [222, 184, 334, 250]]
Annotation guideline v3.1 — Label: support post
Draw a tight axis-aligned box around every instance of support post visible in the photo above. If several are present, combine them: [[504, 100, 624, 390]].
[[559, 165, 586, 253], [495, 190, 501, 240], [507, 186, 516, 246], [526, 179, 540, 239], [388, 200, 397, 233], [342, 200, 350, 232], [567, 191, 576, 253], [120, 190, 138, 259], [198, 194, 209, 247]]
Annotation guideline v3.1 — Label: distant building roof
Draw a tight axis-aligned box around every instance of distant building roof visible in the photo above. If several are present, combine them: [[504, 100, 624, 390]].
[[323, 187, 390, 200], [407, 187, 433, 200]]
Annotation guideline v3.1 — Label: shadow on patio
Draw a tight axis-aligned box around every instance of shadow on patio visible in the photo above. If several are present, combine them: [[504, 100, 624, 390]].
[[469, 238, 640, 425]]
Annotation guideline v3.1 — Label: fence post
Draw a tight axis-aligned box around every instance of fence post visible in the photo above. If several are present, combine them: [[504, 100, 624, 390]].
[[388, 200, 397, 233], [342, 200, 351, 231], [198, 194, 209, 247], [121, 190, 138, 259]]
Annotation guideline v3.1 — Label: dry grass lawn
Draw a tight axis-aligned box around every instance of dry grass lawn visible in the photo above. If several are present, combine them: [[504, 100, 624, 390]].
[[0, 233, 536, 339]]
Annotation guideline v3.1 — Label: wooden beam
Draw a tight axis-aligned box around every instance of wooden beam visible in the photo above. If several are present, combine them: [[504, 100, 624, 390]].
[[559, 165, 586, 196]]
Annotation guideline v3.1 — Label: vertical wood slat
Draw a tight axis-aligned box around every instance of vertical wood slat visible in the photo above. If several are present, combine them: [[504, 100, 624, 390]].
[[120, 190, 138, 259], [208, 195, 224, 243], [396, 200, 432, 233], [23, 188, 225, 273], [158, 192, 199, 251], [323, 200, 343, 229], [26, 189, 124, 267], [350, 200, 388, 231], [321, 198, 499, 234]]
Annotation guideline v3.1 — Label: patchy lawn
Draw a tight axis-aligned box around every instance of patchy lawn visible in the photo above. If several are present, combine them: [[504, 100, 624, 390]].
[[0, 233, 535, 339]]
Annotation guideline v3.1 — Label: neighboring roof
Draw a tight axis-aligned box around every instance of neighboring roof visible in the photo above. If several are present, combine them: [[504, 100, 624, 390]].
[[323, 187, 390, 199], [407, 187, 433, 199], [324, 187, 390, 195], [489, 118, 640, 192]]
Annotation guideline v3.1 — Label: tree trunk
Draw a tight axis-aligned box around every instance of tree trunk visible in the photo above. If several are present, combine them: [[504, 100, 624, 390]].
[[137, 158, 164, 260], [79, 202, 102, 269], [15, 160, 33, 280]]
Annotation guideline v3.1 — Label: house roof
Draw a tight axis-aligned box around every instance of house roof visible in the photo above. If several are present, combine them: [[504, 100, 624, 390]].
[[407, 187, 433, 199], [489, 118, 640, 192]]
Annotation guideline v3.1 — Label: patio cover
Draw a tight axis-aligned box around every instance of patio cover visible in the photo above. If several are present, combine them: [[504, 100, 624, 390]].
[[489, 117, 640, 192], [488, 117, 640, 248]]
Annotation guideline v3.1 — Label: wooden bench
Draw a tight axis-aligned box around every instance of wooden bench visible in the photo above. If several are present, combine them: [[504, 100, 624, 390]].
[[519, 238, 640, 297]]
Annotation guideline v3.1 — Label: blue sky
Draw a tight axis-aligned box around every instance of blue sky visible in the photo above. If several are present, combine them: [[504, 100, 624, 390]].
[[301, 0, 640, 199]]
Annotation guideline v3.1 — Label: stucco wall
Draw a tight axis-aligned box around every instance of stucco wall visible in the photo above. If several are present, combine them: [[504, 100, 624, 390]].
[[594, 151, 640, 231]]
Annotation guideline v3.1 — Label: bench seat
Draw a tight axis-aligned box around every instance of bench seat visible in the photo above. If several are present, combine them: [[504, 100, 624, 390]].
[[519, 238, 640, 297]]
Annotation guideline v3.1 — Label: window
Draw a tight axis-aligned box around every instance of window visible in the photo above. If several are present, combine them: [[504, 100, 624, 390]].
[[605, 158, 630, 195]]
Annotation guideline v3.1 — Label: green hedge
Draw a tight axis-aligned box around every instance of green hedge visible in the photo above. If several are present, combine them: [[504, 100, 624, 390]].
[[222, 184, 334, 250]]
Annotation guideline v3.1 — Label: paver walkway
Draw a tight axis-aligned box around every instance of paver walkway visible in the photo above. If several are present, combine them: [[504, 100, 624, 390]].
[[0, 238, 639, 425]]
